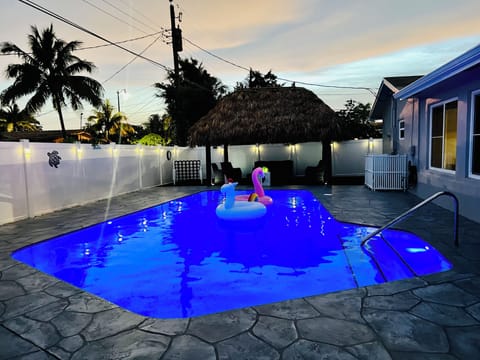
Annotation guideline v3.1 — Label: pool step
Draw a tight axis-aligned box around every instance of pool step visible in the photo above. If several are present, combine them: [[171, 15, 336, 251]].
[[363, 234, 415, 282]]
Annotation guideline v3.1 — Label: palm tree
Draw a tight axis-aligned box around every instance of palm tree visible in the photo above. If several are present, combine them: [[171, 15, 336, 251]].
[[0, 25, 103, 140], [0, 103, 42, 132], [87, 99, 135, 143]]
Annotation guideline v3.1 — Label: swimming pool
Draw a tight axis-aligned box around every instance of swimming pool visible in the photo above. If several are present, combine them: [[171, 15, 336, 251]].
[[12, 189, 452, 318]]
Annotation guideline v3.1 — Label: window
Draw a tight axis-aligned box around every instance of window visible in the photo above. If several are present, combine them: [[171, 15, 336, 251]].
[[399, 119, 405, 140], [430, 100, 457, 171], [472, 93, 480, 176]]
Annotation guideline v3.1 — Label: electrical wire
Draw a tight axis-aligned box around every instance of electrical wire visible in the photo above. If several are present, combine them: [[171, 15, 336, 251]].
[[17, 0, 171, 72]]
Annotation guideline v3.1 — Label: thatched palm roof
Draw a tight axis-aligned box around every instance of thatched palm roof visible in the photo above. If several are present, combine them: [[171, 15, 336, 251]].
[[189, 87, 337, 146]]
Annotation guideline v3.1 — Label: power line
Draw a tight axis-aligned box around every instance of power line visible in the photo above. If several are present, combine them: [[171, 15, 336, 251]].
[[17, 0, 171, 72], [183, 36, 377, 95], [80, 0, 149, 35], [100, 0, 163, 34], [0, 31, 166, 55], [102, 33, 163, 84]]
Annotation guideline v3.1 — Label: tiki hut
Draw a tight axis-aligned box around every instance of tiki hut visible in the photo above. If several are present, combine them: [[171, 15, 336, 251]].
[[189, 86, 336, 147], [188, 87, 337, 184]]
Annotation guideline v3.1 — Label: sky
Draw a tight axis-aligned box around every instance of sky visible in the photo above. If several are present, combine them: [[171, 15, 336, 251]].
[[1, 0, 480, 131]]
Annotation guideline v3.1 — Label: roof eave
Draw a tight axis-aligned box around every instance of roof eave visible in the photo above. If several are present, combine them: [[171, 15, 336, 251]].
[[394, 43, 480, 100]]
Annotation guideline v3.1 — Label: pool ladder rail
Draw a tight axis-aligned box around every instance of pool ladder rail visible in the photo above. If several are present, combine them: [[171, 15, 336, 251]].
[[361, 191, 459, 248]]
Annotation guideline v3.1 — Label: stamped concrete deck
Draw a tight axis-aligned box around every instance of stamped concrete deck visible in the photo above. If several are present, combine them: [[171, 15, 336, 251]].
[[0, 185, 479, 359]]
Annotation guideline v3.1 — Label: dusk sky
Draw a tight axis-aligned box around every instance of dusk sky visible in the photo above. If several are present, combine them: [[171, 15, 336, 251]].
[[1, 0, 480, 130]]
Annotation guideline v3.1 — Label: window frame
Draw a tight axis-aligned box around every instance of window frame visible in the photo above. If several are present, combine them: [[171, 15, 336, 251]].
[[469, 89, 480, 179], [398, 119, 405, 140], [428, 98, 458, 173]]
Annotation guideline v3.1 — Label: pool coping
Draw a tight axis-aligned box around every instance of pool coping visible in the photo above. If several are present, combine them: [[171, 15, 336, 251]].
[[1, 185, 479, 359]]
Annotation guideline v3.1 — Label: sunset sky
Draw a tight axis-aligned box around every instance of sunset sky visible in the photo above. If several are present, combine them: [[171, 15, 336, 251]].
[[1, 0, 480, 130]]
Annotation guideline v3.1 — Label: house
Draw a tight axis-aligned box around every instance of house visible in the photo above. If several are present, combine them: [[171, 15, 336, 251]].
[[370, 76, 422, 154], [0, 129, 93, 143], [370, 44, 480, 223]]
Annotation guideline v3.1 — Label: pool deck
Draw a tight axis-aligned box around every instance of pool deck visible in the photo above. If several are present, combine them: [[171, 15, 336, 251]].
[[1, 185, 479, 359]]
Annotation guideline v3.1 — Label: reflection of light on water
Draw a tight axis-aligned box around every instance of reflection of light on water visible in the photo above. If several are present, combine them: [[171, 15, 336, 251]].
[[406, 246, 429, 253]]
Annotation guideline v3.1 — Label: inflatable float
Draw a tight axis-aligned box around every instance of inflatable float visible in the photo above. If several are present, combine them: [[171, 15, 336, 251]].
[[235, 167, 273, 205], [216, 182, 267, 220]]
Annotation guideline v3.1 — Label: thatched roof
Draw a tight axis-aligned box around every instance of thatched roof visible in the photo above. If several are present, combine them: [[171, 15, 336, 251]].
[[189, 87, 337, 146]]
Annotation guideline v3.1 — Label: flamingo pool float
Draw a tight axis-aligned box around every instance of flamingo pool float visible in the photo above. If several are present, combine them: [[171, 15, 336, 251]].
[[235, 167, 273, 205]]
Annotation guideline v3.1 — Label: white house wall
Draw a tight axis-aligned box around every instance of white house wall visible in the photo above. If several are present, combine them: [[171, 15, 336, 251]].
[[398, 66, 480, 223]]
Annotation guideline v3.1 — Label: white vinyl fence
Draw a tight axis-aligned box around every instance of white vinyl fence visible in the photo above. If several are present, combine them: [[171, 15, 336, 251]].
[[0, 140, 325, 225], [365, 154, 408, 191]]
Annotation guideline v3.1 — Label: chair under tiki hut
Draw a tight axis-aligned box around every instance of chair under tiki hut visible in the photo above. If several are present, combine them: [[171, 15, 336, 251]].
[[188, 86, 337, 184]]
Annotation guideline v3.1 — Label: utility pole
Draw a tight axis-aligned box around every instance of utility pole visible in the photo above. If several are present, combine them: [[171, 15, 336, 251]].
[[169, 0, 183, 144]]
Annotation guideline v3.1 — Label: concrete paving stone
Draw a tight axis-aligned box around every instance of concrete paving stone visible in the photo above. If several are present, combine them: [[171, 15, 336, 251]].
[[51, 310, 93, 337], [421, 270, 473, 284], [0, 258, 17, 272], [44, 280, 83, 298], [47, 346, 71, 359], [253, 298, 320, 320], [216, 332, 279, 360], [362, 309, 449, 352], [390, 352, 458, 360], [282, 339, 357, 360], [412, 283, 478, 306], [363, 291, 421, 311], [26, 298, 69, 322], [453, 276, 480, 297], [1, 263, 38, 281], [296, 317, 376, 346], [15, 350, 57, 360], [458, 244, 480, 261], [409, 301, 479, 326], [71, 328, 170, 360], [139, 317, 189, 336], [0, 280, 26, 300], [366, 277, 427, 296], [65, 292, 117, 313], [57, 334, 85, 353], [16, 272, 60, 292], [188, 308, 257, 343], [0, 292, 59, 321], [252, 315, 297, 349], [465, 302, 480, 321], [0, 325, 43, 359], [345, 341, 392, 360], [162, 334, 216, 360], [445, 325, 480, 359], [304, 288, 365, 322], [81, 307, 145, 341], [3, 315, 60, 348]]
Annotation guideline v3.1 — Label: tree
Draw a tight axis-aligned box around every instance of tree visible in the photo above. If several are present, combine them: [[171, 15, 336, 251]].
[[154, 57, 226, 146], [0, 25, 103, 140], [0, 103, 41, 132], [234, 69, 283, 90], [335, 99, 381, 140], [138, 113, 173, 145], [86, 99, 135, 144]]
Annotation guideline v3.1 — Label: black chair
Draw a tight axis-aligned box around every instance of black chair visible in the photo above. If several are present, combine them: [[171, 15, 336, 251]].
[[211, 163, 224, 184], [305, 160, 325, 184], [221, 162, 242, 182]]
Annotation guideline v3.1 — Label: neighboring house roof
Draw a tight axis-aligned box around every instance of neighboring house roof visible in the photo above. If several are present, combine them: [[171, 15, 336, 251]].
[[0, 129, 92, 143], [370, 76, 422, 119], [394, 43, 480, 100]]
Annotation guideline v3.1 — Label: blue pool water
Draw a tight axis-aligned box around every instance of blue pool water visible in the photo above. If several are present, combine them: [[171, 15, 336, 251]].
[[12, 190, 452, 318]]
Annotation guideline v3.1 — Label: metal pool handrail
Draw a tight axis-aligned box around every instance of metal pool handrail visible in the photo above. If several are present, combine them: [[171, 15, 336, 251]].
[[360, 191, 459, 248]]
